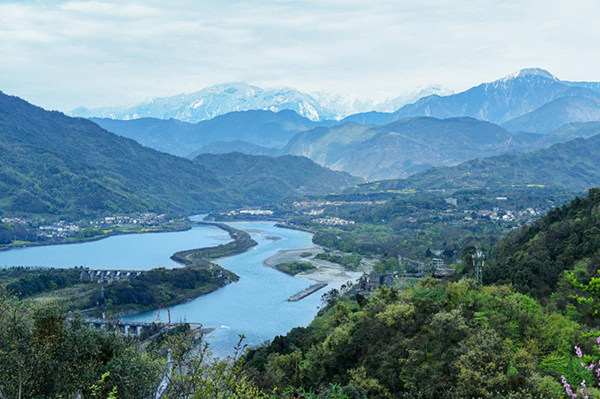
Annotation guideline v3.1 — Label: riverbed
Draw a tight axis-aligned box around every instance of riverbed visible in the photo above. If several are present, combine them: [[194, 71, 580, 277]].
[[124, 221, 357, 357], [0, 220, 357, 357]]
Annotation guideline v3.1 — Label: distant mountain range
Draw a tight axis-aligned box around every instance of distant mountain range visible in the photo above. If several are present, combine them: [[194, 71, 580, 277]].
[[69, 82, 451, 122], [359, 123, 600, 193], [94, 111, 600, 182], [73, 69, 600, 134], [342, 68, 600, 132], [281, 117, 543, 180], [82, 68, 600, 182], [91, 109, 332, 157], [0, 91, 360, 219]]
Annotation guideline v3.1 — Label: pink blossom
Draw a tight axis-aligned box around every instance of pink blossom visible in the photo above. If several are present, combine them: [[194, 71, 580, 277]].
[[562, 375, 577, 398], [581, 380, 588, 399], [586, 362, 596, 370]]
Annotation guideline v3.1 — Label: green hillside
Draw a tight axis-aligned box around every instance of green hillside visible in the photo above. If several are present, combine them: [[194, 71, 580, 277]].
[[485, 188, 600, 298], [358, 133, 600, 193], [193, 153, 362, 204], [0, 91, 233, 218], [283, 117, 541, 180], [0, 92, 358, 219]]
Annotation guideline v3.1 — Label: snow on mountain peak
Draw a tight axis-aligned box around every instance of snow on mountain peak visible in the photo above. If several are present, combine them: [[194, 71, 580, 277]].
[[500, 68, 558, 82], [68, 82, 448, 122], [373, 85, 454, 113]]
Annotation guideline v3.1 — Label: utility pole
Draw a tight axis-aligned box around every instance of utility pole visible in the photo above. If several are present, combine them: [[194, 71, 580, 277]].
[[473, 249, 485, 284]]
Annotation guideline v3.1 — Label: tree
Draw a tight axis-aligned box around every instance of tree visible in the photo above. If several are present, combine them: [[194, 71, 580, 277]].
[[163, 332, 268, 399], [0, 291, 161, 398]]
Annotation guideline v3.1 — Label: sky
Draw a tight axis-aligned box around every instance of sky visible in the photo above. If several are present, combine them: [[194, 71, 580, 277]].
[[1, 0, 599, 112]]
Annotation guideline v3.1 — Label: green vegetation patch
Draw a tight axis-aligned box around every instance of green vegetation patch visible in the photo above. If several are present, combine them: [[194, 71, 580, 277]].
[[171, 223, 257, 264], [274, 262, 316, 276], [315, 252, 362, 270], [0, 267, 82, 299]]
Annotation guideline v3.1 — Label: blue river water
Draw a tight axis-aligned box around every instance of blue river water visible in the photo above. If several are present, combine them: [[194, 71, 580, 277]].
[[0, 224, 231, 269], [0, 220, 342, 357], [124, 221, 336, 357]]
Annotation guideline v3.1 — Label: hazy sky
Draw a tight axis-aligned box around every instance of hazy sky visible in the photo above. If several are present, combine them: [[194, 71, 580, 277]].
[[1, 0, 599, 111]]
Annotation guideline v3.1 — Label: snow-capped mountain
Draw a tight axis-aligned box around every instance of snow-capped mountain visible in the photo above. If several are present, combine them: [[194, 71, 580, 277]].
[[373, 85, 454, 113], [309, 91, 375, 119], [391, 68, 598, 124], [70, 82, 333, 122], [70, 82, 451, 123]]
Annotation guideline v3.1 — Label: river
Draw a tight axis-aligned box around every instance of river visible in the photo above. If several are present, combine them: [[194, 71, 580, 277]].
[[0, 224, 231, 269], [0, 220, 350, 357]]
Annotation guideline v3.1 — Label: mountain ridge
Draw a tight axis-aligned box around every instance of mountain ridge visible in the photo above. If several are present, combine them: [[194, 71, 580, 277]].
[[358, 130, 600, 192], [342, 68, 600, 128], [0, 91, 361, 219], [70, 82, 451, 123], [91, 109, 333, 157], [281, 116, 543, 180]]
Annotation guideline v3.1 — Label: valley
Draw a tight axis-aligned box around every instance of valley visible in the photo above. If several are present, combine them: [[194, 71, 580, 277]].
[[4, 67, 600, 398], [6, 1, 600, 396], [89, 69, 600, 181]]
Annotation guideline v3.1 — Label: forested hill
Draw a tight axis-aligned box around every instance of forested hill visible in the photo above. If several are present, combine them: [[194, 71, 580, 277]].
[[0, 91, 232, 217], [282, 116, 539, 180], [359, 132, 600, 192], [0, 92, 358, 219], [485, 188, 600, 298], [240, 190, 600, 398], [193, 153, 362, 204]]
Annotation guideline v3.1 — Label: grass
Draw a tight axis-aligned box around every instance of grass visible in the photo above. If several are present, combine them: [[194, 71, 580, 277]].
[[8, 240, 33, 246]]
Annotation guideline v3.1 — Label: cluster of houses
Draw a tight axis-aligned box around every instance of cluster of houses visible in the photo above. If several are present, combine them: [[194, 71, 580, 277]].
[[2, 217, 81, 239], [38, 221, 81, 238], [226, 207, 274, 216], [2, 213, 171, 240], [1, 217, 30, 225], [89, 213, 167, 227], [470, 207, 539, 222], [293, 200, 388, 208], [304, 209, 324, 216], [313, 217, 355, 226]]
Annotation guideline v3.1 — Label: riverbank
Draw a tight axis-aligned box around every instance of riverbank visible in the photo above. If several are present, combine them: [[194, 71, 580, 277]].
[[8, 222, 259, 318], [171, 222, 258, 264], [262, 246, 362, 283], [0, 221, 191, 252], [85, 222, 259, 317]]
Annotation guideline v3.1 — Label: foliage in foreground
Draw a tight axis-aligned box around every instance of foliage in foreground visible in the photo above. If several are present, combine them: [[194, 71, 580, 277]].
[[485, 188, 600, 298], [244, 279, 591, 398], [0, 292, 162, 398]]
